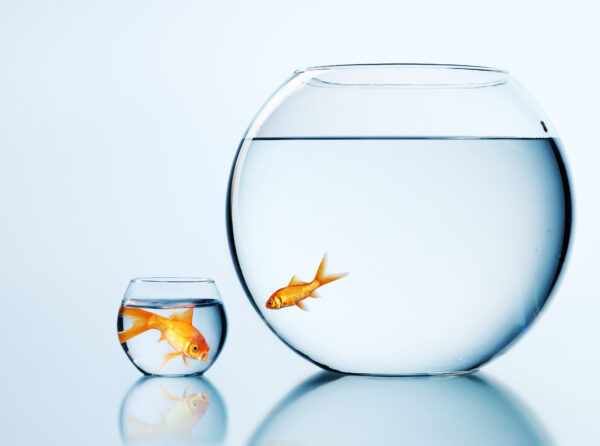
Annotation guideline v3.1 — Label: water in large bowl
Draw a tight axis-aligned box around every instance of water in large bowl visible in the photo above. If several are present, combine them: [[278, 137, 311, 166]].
[[229, 136, 570, 375]]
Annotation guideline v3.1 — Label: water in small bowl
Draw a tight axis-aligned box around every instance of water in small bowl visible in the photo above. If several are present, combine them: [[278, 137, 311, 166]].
[[117, 278, 227, 376]]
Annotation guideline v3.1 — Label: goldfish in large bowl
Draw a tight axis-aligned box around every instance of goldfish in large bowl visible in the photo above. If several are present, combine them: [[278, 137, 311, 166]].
[[117, 278, 227, 376]]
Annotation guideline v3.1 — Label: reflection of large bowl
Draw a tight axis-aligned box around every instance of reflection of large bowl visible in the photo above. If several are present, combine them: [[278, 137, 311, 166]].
[[249, 372, 553, 446], [227, 64, 571, 375], [119, 377, 227, 445]]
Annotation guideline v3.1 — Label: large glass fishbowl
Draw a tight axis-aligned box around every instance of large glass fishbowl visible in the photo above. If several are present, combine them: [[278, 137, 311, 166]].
[[227, 64, 572, 375]]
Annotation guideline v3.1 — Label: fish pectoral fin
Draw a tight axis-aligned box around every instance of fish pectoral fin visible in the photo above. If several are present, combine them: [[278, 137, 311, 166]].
[[169, 308, 194, 324], [160, 384, 182, 402], [156, 332, 167, 342], [296, 301, 309, 311], [309, 291, 320, 298], [288, 275, 308, 286], [182, 385, 191, 399], [159, 352, 182, 371], [182, 355, 190, 368]]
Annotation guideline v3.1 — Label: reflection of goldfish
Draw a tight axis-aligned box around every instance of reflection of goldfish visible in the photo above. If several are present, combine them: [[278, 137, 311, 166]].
[[266, 254, 347, 311], [126, 384, 209, 443], [118, 307, 210, 370]]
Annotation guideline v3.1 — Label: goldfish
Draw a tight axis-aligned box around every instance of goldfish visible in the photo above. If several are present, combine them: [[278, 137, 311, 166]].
[[126, 384, 209, 443], [266, 253, 347, 311], [118, 307, 210, 370]]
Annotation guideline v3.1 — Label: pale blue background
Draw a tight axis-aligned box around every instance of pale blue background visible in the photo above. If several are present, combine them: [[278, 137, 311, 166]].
[[0, 1, 599, 444]]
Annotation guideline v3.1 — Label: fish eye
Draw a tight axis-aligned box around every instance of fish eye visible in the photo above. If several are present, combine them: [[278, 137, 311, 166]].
[[193, 401, 198, 407], [192, 345, 198, 352]]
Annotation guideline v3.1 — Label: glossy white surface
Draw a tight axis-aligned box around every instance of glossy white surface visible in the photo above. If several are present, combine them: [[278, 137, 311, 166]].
[[0, 1, 598, 444]]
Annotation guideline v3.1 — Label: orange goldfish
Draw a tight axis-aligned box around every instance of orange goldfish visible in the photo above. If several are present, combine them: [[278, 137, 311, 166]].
[[118, 307, 210, 370], [266, 254, 347, 311], [126, 384, 209, 442]]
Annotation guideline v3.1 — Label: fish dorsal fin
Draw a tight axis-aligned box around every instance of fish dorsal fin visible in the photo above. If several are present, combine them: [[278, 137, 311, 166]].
[[169, 308, 194, 324], [288, 275, 308, 286], [160, 384, 182, 402], [182, 385, 191, 399]]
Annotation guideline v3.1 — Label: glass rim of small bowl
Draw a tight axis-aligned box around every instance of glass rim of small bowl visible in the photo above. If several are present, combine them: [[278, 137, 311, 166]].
[[129, 277, 215, 284]]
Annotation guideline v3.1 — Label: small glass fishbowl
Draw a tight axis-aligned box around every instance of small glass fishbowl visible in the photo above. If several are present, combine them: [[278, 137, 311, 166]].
[[227, 63, 572, 375], [117, 278, 227, 376]]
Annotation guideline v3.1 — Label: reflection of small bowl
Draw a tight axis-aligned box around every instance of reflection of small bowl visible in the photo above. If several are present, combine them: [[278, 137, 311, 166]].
[[117, 278, 227, 376], [120, 376, 227, 445], [249, 372, 552, 446]]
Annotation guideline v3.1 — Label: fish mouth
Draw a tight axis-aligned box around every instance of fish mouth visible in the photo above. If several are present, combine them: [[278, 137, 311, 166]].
[[200, 352, 210, 362]]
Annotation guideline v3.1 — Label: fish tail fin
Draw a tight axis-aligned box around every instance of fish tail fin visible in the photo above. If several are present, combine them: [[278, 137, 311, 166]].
[[118, 307, 155, 343], [125, 414, 164, 441], [314, 253, 348, 286], [125, 414, 151, 430]]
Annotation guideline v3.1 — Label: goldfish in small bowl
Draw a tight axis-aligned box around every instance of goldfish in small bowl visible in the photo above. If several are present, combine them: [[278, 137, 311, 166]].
[[117, 278, 227, 376]]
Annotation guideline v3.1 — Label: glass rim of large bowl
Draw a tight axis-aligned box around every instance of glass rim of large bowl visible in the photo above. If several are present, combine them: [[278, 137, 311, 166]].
[[129, 277, 215, 284], [294, 63, 509, 88]]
